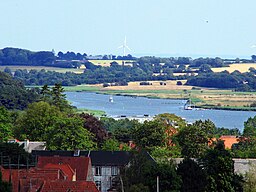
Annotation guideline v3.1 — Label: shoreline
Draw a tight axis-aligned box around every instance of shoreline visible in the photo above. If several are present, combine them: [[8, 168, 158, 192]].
[[66, 89, 256, 112]]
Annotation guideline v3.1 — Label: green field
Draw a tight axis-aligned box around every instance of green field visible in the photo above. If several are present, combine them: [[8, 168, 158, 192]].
[[75, 108, 106, 116]]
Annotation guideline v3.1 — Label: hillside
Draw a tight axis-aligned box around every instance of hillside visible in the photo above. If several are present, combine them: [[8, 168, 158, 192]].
[[0, 72, 39, 109]]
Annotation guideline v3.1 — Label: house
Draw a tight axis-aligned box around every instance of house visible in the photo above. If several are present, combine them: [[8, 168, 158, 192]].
[[0, 156, 99, 192], [219, 135, 240, 149], [8, 139, 46, 153], [32, 150, 155, 192], [212, 136, 240, 149]]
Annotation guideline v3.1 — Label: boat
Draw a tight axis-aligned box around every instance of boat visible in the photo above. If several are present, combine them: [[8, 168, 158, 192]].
[[184, 99, 193, 110], [109, 96, 114, 103]]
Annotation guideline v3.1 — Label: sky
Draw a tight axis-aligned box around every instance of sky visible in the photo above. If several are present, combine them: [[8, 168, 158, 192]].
[[1, 0, 256, 58]]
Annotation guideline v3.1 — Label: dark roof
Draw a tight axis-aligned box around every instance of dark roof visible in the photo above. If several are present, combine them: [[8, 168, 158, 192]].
[[32, 150, 154, 166]]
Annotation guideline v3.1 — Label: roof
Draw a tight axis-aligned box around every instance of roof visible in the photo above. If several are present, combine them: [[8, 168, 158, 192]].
[[1, 155, 98, 192], [33, 151, 134, 166], [43, 163, 75, 180], [219, 135, 239, 149], [37, 156, 91, 180], [41, 181, 99, 192]]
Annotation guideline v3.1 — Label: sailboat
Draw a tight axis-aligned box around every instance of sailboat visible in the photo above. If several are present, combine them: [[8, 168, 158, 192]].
[[184, 99, 193, 110]]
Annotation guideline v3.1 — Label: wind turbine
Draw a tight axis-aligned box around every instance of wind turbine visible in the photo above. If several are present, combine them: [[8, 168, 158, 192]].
[[118, 36, 131, 56]]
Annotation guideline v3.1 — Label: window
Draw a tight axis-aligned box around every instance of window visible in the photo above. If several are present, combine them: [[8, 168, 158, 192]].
[[95, 166, 101, 176], [95, 181, 101, 191], [111, 166, 118, 176]]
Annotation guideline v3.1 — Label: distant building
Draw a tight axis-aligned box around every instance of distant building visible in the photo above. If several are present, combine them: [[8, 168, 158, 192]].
[[32, 150, 155, 192], [111, 115, 154, 123], [86, 55, 104, 60], [8, 139, 46, 153]]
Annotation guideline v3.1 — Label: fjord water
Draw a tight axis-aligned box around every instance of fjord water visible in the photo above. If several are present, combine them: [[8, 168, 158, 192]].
[[66, 92, 256, 131]]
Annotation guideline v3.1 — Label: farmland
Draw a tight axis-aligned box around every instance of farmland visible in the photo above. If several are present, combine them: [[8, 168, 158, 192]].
[[211, 63, 256, 73]]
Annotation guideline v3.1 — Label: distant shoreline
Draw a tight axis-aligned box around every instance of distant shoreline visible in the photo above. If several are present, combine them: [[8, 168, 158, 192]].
[[65, 89, 256, 112]]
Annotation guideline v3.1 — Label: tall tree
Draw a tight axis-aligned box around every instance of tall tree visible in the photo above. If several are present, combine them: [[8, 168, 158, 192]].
[[0, 107, 13, 142], [79, 113, 108, 145], [14, 101, 62, 141], [243, 116, 256, 137], [177, 158, 207, 192], [47, 116, 97, 150], [51, 83, 70, 111], [200, 141, 244, 192], [132, 120, 167, 149], [176, 120, 216, 158]]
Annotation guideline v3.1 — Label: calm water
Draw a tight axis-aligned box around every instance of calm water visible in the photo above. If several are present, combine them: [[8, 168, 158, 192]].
[[66, 92, 256, 131]]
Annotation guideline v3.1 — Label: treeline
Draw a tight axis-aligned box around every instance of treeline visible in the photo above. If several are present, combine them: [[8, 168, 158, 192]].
[[7, 63, 179, 86], [0, 48, 55, 66], [186, 69, 256, 91]]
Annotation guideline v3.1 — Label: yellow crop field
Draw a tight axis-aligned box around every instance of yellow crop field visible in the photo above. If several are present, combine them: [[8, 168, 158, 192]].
[[103, 80, 192, 91], [211, 63, 256, 73]]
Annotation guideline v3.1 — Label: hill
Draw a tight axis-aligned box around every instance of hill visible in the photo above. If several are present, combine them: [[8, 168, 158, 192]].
[[0, 71, 39, 109]]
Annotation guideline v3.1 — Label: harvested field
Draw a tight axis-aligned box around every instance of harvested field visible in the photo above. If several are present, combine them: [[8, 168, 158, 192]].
[[211, 63, 256, 73]]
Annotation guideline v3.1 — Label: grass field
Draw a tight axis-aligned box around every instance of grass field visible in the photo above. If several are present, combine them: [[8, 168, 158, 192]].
[[211, 63, 256, 73], [75, 108, 106, 116], [64, 80, 256, 110]]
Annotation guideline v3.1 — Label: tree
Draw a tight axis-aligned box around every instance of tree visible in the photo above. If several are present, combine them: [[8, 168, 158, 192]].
[[123, 152, 181, 192], [101, 138, 120, 151], [101, 117, 139, 143], [177, 158, 207, 192], [0, 71, 39, 110], [132, 120, 167, 149], [40, 85, 51, 100], [243, 164, 256, 192], [14, 101, 62, 141], [51, 83, 70, 111], [176, 120, 216, 158], [79, 113, 108, 145], [200, 141, 244, 192], [0, 107, 13, 142], [145, 160, 181, 192], [47, 116, 97, 150], [243, 116, 256, 137], [198, 64, 213, 73], [3, 67, 12, 75]]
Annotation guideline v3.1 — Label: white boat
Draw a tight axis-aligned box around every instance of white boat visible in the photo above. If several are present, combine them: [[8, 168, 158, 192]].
[[109, 96, 113, 103], [184, 99, 193, 110]]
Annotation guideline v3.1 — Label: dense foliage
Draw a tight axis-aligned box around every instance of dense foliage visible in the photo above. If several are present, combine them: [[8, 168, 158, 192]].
[[0, 71, 39, 109], [186, 70, 256, 91]]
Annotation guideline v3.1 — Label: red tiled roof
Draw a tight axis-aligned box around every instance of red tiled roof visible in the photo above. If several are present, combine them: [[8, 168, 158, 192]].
[[1, 156, 97, 192], [43, 163, 75, 181], [37, 156, 91, 181], [219, 135, 239, 149], [41, 181, 99, 192]]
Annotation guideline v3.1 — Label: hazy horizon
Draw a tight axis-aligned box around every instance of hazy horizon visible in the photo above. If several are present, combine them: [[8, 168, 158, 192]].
[[1, 0, 256, 58]]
